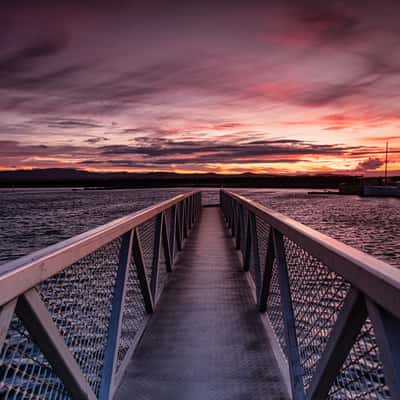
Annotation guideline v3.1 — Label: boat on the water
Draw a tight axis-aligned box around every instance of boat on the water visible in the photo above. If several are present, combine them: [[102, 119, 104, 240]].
[[361, 142, 400, 198], [339, 142, 400, 198]]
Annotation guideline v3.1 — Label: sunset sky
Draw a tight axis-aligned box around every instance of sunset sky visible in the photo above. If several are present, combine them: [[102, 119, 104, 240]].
[[1, 0, 399, 175]]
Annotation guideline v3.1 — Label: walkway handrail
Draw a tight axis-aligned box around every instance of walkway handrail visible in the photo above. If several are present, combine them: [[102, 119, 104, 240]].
[[0, 191, 202, 400], [221, 190, 400, 400]]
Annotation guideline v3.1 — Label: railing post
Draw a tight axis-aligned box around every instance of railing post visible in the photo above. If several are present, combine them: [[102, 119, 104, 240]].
[[175, 202, 183, 251], [367, 299, 400, 398], [169, 205, 176, 262], [243, 217, 252, 271], [231, 199, 236, 237], [188, 197, 192, 229], [161, 212, 172, 273], [150, 213, 163, 301], [99, 230, 133, 400], [235, 204, 243, 250], [183, 199, 188, 239], [272, 228, 305, 400], [249, 213, 262, 300]]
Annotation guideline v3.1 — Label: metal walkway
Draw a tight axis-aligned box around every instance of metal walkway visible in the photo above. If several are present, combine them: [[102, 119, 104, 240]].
[[2, 190, 399, 400], [115, 207, 289, 400]]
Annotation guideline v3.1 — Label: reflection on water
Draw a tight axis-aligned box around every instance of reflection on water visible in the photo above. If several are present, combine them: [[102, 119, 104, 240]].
[[0, 188, 399, 268]]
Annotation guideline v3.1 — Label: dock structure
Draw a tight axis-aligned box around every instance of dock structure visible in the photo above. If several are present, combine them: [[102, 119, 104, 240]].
[[1, 190, 400, 399]]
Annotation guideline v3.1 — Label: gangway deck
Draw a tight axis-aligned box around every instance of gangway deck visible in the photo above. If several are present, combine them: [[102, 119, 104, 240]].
[[115, 207, 288, 399]]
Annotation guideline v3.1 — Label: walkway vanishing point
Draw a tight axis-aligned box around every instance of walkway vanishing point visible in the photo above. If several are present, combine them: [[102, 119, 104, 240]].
[[1, 190, 400, 400]]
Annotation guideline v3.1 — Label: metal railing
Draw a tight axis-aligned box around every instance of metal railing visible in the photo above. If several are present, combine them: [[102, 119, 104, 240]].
[[0, 191, 201, 400], [220, 190, 400, 400]]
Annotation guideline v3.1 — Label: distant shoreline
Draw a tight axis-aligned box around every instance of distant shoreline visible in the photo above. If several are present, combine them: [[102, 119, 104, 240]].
[[0, 168, 397, 189]]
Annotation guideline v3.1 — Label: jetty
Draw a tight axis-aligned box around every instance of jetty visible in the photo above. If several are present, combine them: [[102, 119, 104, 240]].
[[1, 190, 399, 399]]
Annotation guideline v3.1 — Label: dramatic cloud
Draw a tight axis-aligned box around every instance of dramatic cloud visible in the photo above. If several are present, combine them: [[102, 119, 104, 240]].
[[356, 157, 384, 171], [0, 0, 399, 174]]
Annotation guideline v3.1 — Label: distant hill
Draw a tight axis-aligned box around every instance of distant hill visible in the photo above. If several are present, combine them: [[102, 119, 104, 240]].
[[0, 168, 383, 189]]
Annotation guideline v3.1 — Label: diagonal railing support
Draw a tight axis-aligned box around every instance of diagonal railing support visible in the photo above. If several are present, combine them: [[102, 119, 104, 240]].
[[161, 211, 172, 273], [16, 289, 97, 400], [272, 228, 305, 400], [306, 288, 367, 400], [99, 230, 134, 400], [367, 299, 400, 398], [132, 229, 154, 314]]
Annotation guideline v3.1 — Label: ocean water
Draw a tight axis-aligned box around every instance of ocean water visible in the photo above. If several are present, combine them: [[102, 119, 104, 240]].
[[0, 187, 399, 267]]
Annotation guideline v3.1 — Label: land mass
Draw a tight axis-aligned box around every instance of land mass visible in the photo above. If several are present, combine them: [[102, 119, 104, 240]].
[[1, 168, 396, 189]]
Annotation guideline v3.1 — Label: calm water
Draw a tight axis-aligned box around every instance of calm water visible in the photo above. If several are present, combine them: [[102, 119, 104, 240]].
[[0, 188, 399, 267]]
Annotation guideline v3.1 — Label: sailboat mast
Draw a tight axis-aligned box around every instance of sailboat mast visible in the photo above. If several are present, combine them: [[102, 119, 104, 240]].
[[384, 141, 388, 184]]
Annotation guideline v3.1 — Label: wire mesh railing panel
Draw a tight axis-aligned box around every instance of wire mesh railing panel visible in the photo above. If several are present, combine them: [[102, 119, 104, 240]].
[[266, 257, 287, 357], [282, 236, 352, 389], [328, 318, 390, 399], [137, 217, 158, 283], [254, 215, 271, 283], [116, 256, 147, 371], [240, 207, 249, 256], [38, 237, 122, 395], [0, 313, 71, 400]]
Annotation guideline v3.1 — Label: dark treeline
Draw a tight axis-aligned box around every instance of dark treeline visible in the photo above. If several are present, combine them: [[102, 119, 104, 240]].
[[0, 168, 388, 189]]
